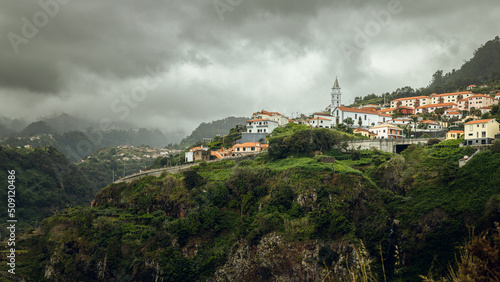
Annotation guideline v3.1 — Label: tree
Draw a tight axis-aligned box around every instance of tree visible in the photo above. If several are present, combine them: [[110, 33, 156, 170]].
[[411, 116, 419, 138], [358, 117, 363, 127], [343, 117, 354, 128]]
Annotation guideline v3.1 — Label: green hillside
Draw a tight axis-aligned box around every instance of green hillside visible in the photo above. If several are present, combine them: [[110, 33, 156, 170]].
[[0, 146, 95, 237], [6, 126, 500, 281]]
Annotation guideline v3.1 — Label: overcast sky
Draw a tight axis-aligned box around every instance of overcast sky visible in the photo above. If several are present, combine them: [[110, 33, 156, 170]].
[[1, 0, 499, 141]]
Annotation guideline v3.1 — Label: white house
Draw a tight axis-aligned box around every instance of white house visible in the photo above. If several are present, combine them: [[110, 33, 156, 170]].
[[418, 120, 443, 131], [369, 124, 404, 139], [415, 102, 457, 114], [251, 110, 289, 126], [331, 106, 391, 127], [307, 117, 334, 128], [386, 118, 412, 126], [246, 119, 279, 134]]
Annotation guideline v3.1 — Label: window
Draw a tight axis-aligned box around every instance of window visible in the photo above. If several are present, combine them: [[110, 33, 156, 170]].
[[355, 114, 357, 119], [251, 147, 255, 151], [364, 115, 367, 120], [482, 131, 486, 138], [482, 124, 485, 128]]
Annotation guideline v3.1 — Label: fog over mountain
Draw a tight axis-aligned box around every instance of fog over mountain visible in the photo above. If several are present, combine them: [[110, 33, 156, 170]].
[[1, 0, 499, 138]]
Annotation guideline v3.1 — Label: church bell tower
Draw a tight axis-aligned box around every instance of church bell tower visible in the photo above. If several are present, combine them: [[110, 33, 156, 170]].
[[331, 77, 341, 113]]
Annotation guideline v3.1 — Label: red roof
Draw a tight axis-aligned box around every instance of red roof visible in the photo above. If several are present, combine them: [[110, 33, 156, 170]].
[[446, 111, 461, 115], [469, 94, 494, 99], [246, 119, 278, 123], [416, 102, 457, 109], [336, 107, 391, 117], [433, 91, 472, 97], [448, 130, 464, 134], [465, 119, 495, 125], [378, 108, 396, 113], [253, 110, 282, 117], [233, 142, 262, 148], [308, 117, 332, 121], [391, 96, 429, 102]]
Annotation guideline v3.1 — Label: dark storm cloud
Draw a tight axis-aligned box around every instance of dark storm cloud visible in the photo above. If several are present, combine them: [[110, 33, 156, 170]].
[[1, 0, 500, 138]]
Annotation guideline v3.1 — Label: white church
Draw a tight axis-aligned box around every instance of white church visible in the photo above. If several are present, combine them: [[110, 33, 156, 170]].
[[329, 78, 390, 128]]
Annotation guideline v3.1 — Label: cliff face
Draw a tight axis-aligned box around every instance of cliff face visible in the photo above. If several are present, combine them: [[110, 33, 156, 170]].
[[214, 232, 369, 281]]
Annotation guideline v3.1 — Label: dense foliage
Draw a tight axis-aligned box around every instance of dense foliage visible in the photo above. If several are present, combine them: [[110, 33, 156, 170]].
[[3, 127, 500, 281], [0, 146, 95, 236]]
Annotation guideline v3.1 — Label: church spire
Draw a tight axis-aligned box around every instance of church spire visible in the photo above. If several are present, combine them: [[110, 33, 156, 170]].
[[331, 76, 342, 119], [333, 77, 340, 89]]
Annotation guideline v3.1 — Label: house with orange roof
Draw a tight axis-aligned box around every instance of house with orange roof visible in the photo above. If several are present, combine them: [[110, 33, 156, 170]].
[[443, 111, 461, 119], [479, 107, 493, 114], [457, 94, 498, 111], [232, 142, 266, 155], [415, 102, 457, 114], [464, 119, 500, 145], [331, 106, 391, 127], [245, 119, 279, 134], [466, 84, 477, 90], [369, 124, 404, 139], [307, 116, 334, 128], [378, 108, 396, 115], [210, 147, 233, 159], [418, 120, 443, 130], [390, 96, 429, 108], [185, 146, 210, 162], [446, 130, 464, 140], [386, 118, 412, 126], [430, 91, 472, 104], [495, 93, 500, 100], [252, 110, 289, 126], [353, 127, 376, 139]]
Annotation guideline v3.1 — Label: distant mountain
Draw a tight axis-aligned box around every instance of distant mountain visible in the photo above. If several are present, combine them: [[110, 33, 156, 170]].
[[0, 116, 27, 132], [41, 113, 96, 133], [20, 121, 57, 137], [1, 128, 170, 161], [0, 123, 13, 138], [180, 116, 249, 147]]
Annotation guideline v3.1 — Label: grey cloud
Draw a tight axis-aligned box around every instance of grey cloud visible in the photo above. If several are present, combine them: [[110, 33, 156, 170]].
[[1, 0, 500, 139]]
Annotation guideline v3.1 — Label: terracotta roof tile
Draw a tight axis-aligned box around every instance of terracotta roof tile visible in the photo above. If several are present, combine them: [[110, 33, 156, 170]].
[[465, 119, 495, 125]]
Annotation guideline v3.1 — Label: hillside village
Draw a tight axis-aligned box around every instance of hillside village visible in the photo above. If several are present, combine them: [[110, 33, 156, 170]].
[[186, 78, 500, 163]]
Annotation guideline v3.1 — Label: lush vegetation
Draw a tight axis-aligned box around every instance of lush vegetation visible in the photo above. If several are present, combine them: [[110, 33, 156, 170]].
[[0, 146, 95, 237], [3, 124, 500, 281]]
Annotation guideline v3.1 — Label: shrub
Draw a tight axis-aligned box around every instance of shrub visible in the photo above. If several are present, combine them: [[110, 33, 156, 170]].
[[491, 140, 500, 153], [427, 138, 441, 146]]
